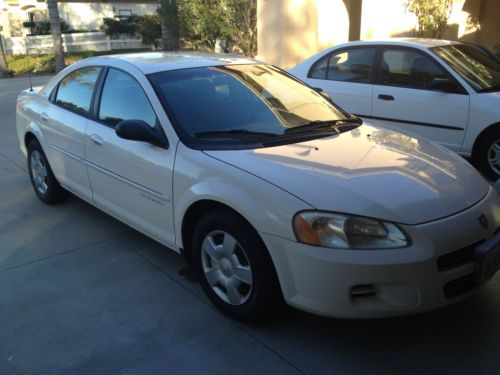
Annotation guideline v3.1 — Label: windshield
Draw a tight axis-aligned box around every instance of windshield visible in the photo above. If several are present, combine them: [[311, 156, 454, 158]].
[[432, 44, 500, 92], [148, 64, 349, 147]]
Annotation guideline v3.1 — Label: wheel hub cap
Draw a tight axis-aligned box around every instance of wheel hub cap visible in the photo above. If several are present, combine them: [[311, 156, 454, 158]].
[[30, 150, 48, 194], [488, 140, 500, 175], [201, 230, 253, 305]]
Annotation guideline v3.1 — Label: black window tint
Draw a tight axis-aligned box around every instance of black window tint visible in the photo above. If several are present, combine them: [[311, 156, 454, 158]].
[[310, 55, 329, 79], [327, 48, 374, 83], [55, 67, 101, 113], [379, 49, 448, 90], [99, 68, 157, 128]]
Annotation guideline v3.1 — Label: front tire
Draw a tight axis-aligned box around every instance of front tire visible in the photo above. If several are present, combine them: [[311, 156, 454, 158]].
[[192, 210, 282, 321], [475, 128, 500, 181], [27, 140, 69, 203]]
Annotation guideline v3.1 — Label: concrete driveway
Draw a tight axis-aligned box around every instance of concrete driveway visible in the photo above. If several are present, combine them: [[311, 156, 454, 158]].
[[1, 75, 500, 374]]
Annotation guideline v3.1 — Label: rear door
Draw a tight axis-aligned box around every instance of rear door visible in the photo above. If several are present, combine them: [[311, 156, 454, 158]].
[[85, 67, 176, 246], [370, 46, 469, 151], [42, 67, 102, 200], [305, 46, 376, 116]]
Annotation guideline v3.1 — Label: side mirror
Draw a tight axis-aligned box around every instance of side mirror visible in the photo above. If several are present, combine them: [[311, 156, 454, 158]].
[[430, 78, 459, 93], [115, 119, 168, 148]]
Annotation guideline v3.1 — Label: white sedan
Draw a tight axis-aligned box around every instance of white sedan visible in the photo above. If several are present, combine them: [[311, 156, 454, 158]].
[[289, 38, 500, 180], [16, 52, 500, 320]]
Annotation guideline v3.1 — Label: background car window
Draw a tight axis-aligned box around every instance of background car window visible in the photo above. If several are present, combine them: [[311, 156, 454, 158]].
[[55, 67, 101, 113], [432, 44, 500, 92], [310, 55, 329, 79], [379, 49, 448, 90], [99, 68, 157, 128], [327, 48, 374, 83]]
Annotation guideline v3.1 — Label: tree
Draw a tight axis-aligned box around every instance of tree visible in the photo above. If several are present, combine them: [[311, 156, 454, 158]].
[[179, 0, 229, 51], [137, 14, 162, 49], [158, 0, 180, 50], [47, 0, 65, 72], [405, 0, 456, 39], [218, 0, 257, 56], [0, 32, 9, 76], [176, 0, 257, 56]]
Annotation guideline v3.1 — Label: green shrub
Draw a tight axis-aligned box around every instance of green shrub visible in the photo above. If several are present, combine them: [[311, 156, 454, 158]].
[[102, 16, 139, 38], [5, 49, 150, 75], [23, 20, 70, 36]]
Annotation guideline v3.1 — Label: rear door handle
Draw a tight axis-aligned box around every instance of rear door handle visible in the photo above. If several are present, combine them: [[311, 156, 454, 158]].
[[89, 134, 104, 146], [378, 94, 395, 101], [40, 112, 49, 122]]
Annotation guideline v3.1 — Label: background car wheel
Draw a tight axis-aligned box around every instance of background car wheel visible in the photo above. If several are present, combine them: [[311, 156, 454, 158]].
[[27, 140, 69, 203], [192, 210, 283, 321], [475, 128, 500, 181]]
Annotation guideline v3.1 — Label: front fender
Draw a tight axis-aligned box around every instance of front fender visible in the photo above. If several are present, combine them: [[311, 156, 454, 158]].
[[173, 144, 313, 249], [16, 90, 47, 157]]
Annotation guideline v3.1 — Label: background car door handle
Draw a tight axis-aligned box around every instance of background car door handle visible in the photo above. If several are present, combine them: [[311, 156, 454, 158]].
[[89, 134, 104, 146], [378, 94, 395, 101], [40, 113, 49, 122]]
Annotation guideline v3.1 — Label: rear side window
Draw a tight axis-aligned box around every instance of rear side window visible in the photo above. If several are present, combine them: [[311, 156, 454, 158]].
[[378, 48, 448, 90], [55, 67, 101, 114], [98, 68, 157, 128], [309, 48, 375, 83]]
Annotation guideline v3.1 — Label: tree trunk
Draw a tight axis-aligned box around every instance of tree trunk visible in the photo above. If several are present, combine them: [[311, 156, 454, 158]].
[[47, 0, 65, 73], [160, 20, 168, 51], [0, 35, 8, 75], [158, 0, 180, 51]]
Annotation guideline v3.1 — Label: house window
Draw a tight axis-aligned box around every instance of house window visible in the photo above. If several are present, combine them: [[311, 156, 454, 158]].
[[118, 10, 132, 20]]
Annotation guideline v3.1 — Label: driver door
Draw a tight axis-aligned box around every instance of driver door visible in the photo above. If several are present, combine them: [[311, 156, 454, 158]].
[[85, 67, 176, 246]]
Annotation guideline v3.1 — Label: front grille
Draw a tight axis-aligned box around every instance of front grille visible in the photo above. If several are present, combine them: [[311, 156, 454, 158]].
[[443, 273, 476, 299], [436, 241, 483, 272]]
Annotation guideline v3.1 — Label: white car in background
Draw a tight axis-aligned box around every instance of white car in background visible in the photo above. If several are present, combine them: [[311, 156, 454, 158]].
[[16, 52, 500, 321], [289, 38, 500, 180]]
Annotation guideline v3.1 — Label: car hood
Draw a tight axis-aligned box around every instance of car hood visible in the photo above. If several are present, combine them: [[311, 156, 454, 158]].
[[205, 125, 490, 225]]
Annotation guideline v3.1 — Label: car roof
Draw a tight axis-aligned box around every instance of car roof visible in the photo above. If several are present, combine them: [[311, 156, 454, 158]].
[[86, 51, 260, 75], [334, 38, 461, 49]]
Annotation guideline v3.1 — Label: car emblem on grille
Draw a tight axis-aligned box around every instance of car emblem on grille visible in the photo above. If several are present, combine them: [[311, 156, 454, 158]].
[[478, 214, 489, 229]]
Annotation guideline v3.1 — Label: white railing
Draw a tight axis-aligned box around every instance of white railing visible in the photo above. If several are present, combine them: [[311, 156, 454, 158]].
[[3, 32, 148, 55]]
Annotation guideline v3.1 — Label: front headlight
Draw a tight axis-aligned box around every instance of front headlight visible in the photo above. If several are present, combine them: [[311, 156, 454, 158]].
[[293, 211, 409, 249]]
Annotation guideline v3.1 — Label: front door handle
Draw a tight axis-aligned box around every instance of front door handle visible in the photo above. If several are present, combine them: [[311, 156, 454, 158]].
[[89, 134, 104, 146], [378, 94, 395, 101], [40, 112, 49, 122]]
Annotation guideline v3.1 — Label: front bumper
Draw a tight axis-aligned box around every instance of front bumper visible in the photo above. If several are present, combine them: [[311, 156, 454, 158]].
[[262, 187, 500, 318]]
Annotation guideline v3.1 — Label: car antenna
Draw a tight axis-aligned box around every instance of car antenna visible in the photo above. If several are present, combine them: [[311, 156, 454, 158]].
[[28, 69, 33, 92]]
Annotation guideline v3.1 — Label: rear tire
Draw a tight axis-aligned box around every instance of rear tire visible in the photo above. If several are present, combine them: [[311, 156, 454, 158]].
[[27, 140, 69, 204], [475, 127, 500, 181], [192, 210, 283, 321]]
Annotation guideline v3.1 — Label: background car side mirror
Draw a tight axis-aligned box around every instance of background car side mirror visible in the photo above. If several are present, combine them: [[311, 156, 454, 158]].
[[115, 119, 168, 149], [312, 87, 333, 102], [430, 78, 460, 93]]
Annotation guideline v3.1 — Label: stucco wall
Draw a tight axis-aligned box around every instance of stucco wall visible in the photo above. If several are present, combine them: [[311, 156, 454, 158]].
[[476, 0, 500, 50], [257, 0, 499, 68]]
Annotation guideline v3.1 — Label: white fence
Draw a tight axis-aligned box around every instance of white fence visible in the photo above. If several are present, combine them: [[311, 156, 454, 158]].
[[2, 32, 148, 55]]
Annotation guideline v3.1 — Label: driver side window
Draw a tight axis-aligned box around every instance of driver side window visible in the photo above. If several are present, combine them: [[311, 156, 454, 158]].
[[378, 48, 448, 90], [98, 68, 157, 128]]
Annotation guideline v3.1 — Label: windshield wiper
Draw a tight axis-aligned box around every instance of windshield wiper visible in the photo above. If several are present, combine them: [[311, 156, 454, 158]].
[[195, 129, 278, 139], [478, 86, 500, 93], [284, 118, 361, 135]]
